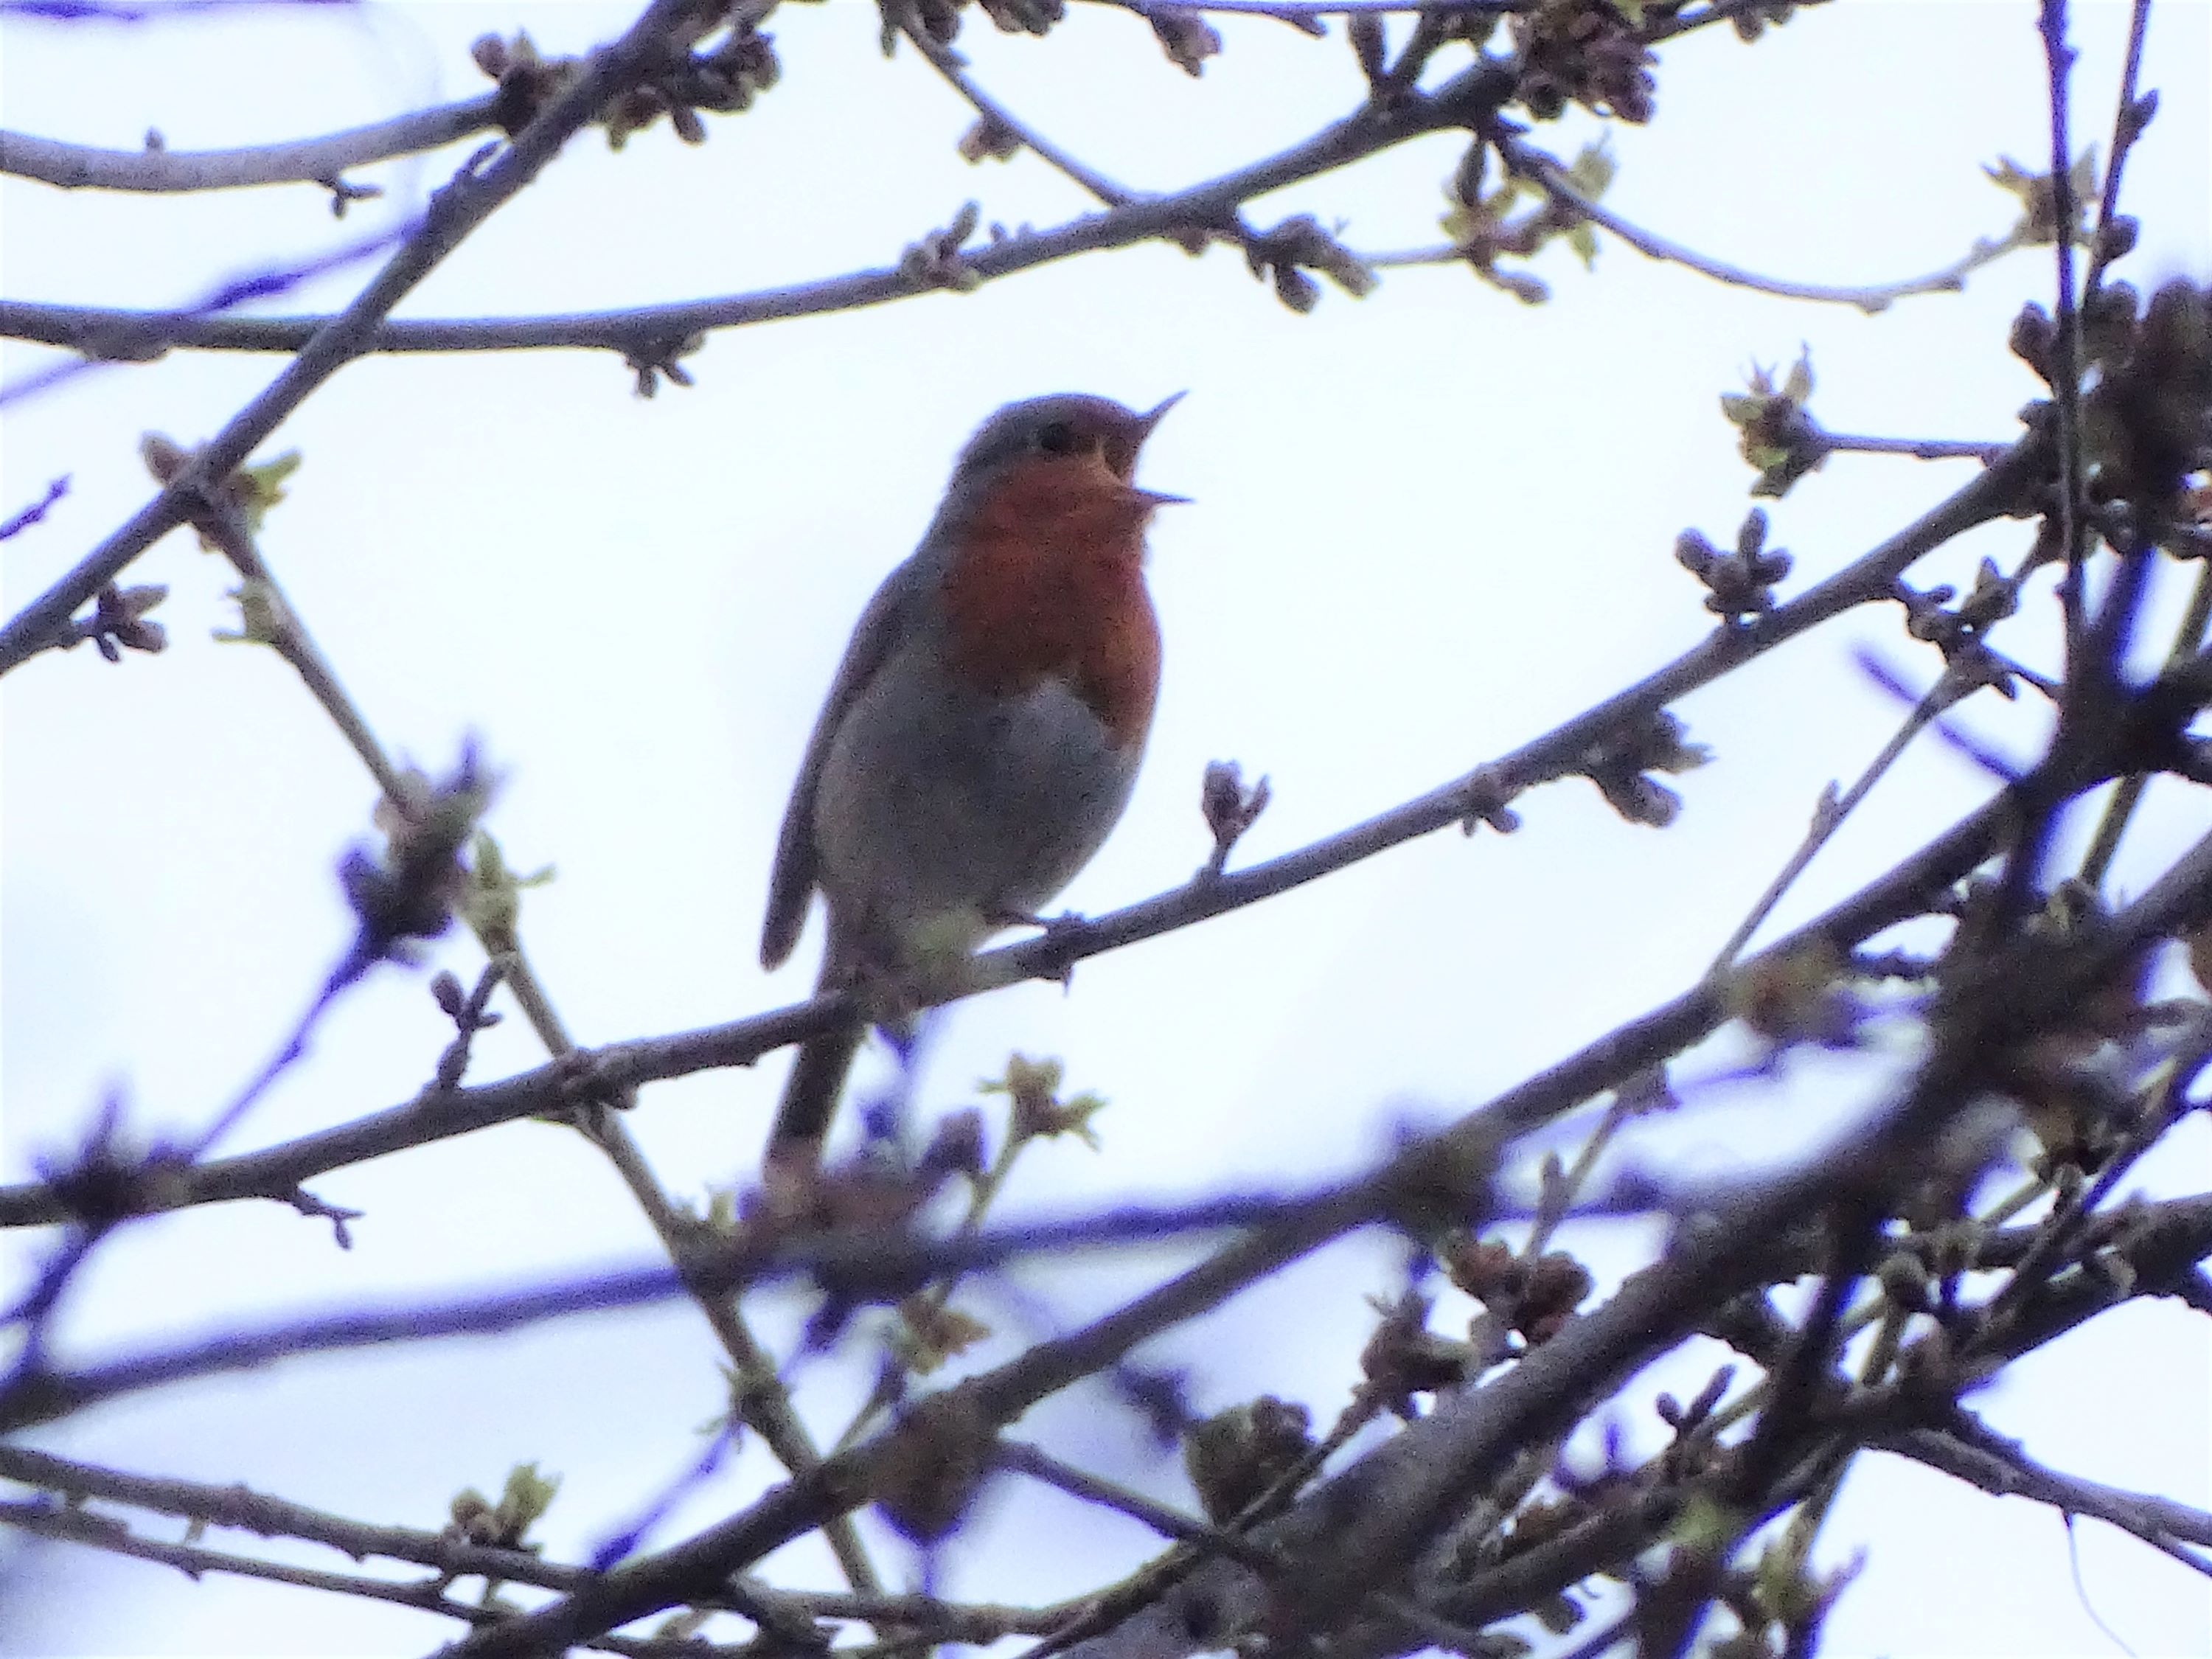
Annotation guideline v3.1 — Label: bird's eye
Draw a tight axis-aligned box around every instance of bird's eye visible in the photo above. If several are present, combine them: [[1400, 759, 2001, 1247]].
[[1034, 421, 1081, 456]]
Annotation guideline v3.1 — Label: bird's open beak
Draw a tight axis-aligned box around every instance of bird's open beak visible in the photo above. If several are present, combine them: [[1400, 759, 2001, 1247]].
[[1119, 392, 1190, 502], [1137, 391, 1186, 437]]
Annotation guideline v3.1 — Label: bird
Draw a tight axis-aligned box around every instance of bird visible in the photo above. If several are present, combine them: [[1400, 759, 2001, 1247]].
[[759, 392, 1185, 1173]]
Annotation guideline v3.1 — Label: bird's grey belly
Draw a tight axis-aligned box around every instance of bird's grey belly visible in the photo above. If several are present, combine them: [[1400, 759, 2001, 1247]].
[[813, 645, 1141, 957]]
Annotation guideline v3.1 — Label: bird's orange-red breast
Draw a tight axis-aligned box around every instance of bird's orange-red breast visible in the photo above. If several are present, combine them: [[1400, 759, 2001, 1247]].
[[760, 393, 1184, 1170]]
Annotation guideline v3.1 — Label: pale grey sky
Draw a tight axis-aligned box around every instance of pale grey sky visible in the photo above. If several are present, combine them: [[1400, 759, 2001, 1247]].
[[3, 1, 2208, 1653]]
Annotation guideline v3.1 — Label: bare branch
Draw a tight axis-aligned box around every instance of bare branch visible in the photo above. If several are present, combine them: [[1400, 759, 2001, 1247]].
[[909, 27, 1136, 208], [1709, 666, 1976, 969], [1820, 434, 2012, 460], [1481, 132, 2023, 313], [0, 1443, 581, 1591], [0, 96, 498, 193], [0, 476, 69, 540], [0, 55, 1517, 369], [0, 1502, 512, 1631], [1886, 1416, 2212, 1567], [2083, 0, 2154, 296]]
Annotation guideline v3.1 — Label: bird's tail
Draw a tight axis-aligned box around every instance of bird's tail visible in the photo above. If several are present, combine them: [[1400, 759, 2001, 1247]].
[[767, 1013, 864, 1175]]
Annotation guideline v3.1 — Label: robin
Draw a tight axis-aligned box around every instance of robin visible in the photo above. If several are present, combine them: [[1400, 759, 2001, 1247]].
[[759, 392, 1185, 1171]]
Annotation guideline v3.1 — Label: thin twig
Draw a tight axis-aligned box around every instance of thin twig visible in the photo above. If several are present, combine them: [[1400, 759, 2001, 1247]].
[[0, 1503, 511, 1630], [582, 1101, 886, 1593], [0, 1498, 761, 1658], [1820, 434, 2011, 461], [2039, 0, 2088, 641], [2080, 556, 2212, 887], [908, 29, 1137, 207], [1, 1189, 1386, 1428], [1379, 132, 2031, 314], [1708, 669, 1970, 970], [1977, 1031, 2211, 1345], [0, 476, 69, 540], [1523, 1091, 1637, 1256], [1642, 0, 1814, 43], [1023, 1383, 1389, 1659], [998, 1441, 1285, 1570], [2082, 0, 2154, 299], [0, 1443, 582, 1590], [0, 96, 498, 192], [1888, 1416, 2212, 1569], [904, 21, 1286, 282], [189, 498, 413, 800]]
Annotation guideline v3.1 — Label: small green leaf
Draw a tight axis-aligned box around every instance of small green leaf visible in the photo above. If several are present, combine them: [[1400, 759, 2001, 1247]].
[[495, 1461, 560, 1540], [1781, 346, 1814, 404], [462, 829, 553, 947], [212, 578, 288, 647], [232, 450, 302, 536], [1566, 139, 1616, 198]]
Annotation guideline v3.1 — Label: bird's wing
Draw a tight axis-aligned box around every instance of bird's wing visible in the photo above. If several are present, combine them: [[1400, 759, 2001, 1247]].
[[759, 549, 939, 970]]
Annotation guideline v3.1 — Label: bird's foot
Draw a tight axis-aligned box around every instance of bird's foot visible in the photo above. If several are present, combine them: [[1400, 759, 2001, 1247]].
[[989, 905, 1089, 941], [989, 906, 1088, 989]]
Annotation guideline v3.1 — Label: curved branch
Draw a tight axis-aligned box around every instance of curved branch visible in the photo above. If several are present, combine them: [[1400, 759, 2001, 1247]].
[[909, 28, 1136, 208], [0, 96, 498, 193], [1375, 133, 2025, 315], [0, 1503, 511, 1633], [0, 435, 2043, 1231], [0, 1442, 582, 1590], [1888, 1417, 2212, 1565]]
